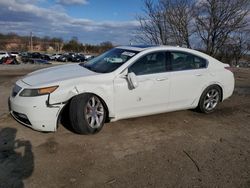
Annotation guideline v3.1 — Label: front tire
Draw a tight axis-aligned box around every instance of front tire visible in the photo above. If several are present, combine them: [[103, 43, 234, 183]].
[[197, 85, 221, 113], [69, 93, 106, 134]]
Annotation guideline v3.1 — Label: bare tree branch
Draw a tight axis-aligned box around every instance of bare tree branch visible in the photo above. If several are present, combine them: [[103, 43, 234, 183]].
[[136, 0, 194, 47], [194, 0, 249, 56]]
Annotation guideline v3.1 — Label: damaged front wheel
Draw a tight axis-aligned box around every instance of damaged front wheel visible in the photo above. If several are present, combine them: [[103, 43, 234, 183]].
[[69, 93, 106, 134]]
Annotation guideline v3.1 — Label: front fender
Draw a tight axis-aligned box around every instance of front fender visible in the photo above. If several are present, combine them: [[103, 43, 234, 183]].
[[48, 80, 115, 118]]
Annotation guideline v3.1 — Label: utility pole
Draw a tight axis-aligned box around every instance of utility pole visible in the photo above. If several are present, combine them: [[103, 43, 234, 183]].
[[30, 32, 33, 52]]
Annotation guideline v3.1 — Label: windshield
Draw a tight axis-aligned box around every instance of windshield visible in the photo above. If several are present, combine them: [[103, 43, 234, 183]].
[[80, 48, 138, 73]]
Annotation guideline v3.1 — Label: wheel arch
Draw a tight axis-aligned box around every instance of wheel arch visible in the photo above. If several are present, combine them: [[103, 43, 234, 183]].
[[57, 92, 110, 129], [200, 83, 223, 102]]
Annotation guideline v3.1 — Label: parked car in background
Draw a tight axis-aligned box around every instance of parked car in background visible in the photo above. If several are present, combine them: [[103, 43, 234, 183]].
[[0, 56, 19, 65], [56, 53, 87, 62], [40, 54, 51, 61], [50, 53, 62, 61], [31, 52, 51, 61], [20, 52, 32, 63], [31, 52, 41, 59], [238, 61, 250, 68], [72, 54, 86, 62], [20, 52, 51, 63], [57, 54, 70, 62], [9, 45, 234, 134], [85, 55, 95, 60], [56, 53, 86, 62], [0, 51, 9, 60], [9, 51, 20, 58]]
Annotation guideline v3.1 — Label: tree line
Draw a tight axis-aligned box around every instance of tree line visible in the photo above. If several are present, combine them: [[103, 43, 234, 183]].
[[0, 33, 63, 52], [0, 33, 113, 54], [62, 37, 113, 54], [136, 0, 250, 65]]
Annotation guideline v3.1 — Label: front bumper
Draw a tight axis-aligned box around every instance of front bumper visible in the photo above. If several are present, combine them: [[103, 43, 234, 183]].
[[9, 82, 64, 132]]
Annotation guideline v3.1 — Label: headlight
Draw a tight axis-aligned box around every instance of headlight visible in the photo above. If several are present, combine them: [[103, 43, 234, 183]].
[[19, 86, 58, 97]]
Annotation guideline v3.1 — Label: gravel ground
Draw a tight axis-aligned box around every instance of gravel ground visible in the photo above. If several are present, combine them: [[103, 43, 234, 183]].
[[0, 65, 250, 188]]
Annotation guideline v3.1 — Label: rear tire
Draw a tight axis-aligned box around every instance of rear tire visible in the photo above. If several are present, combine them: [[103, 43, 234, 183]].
[[69, 93, 106, 134], [197, 85, 221, 113]]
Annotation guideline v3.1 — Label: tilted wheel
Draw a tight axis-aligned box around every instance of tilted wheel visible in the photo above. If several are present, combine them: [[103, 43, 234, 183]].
[[197, 85, 222, 113], [69, 93, 106, 134]]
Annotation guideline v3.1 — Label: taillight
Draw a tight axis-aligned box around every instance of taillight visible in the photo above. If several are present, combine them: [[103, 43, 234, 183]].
[[225, 66, 234, 72]]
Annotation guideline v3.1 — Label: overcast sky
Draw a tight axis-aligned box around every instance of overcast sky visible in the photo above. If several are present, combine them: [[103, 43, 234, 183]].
[[0, 0, 144, 44]]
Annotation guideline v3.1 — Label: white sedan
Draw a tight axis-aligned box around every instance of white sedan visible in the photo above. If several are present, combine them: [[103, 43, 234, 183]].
[[9, 46, 234, 134], [0, 51, 9, 59]]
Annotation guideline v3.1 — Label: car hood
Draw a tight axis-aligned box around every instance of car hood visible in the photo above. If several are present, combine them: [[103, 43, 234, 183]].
[[22, 63, 97, 86]]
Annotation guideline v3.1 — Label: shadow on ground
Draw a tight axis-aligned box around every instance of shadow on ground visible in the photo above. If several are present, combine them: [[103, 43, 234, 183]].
[[0, 128, 34, 188]]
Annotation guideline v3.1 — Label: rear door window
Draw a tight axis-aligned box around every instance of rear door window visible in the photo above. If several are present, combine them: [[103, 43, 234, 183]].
[[170, 51, 207, 71]]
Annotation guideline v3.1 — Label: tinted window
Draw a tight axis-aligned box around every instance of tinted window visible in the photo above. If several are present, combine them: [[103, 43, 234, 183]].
[[129, 52, 167, 75], [170, 52, 207, 71]]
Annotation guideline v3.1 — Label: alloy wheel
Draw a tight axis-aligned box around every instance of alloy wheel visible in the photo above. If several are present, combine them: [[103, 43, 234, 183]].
[[203, 89, 220, 111], [85, 96, 104, 128]]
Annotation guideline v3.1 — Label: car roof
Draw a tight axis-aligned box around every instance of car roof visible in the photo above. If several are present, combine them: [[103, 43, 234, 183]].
[[116, 45, 161, 52], [116, 45, 222, 65], [116, 45, 194, 52]]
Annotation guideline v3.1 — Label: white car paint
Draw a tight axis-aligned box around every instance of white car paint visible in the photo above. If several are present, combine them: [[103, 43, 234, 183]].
[[50, 54, 62, 60], [10, 52, 19, 58], [9, 46, 234, 132], [0, 51, 9, 59], [84, 55, 92, 59], [114, 71, 171, 119]]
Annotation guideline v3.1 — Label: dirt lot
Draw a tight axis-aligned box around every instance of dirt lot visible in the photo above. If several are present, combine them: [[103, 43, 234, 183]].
[[0, 64, 250, 188]]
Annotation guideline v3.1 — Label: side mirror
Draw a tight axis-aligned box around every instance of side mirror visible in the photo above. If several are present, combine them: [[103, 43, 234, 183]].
[[127, 72, 138, 89]]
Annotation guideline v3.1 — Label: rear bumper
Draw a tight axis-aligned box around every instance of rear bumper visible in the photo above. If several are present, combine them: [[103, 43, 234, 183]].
[[9, 94, 63, 132], [223, 73, 235, 101]]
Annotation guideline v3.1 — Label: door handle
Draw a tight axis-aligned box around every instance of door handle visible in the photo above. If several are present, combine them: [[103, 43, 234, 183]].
[[156, 77, 168, 81], [195, 74, 203, 76], [138, 78, 150, 82]]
